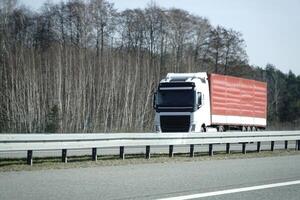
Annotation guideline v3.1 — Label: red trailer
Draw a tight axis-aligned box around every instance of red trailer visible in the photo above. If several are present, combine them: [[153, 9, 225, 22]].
[[209, 74, 267, 130]]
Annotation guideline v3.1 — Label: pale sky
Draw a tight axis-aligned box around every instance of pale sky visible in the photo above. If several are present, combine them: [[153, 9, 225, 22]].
[[20, 0, 300, 75]]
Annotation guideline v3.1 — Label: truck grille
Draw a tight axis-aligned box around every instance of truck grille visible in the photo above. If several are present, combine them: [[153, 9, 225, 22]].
[[160, 116, 190, 132]]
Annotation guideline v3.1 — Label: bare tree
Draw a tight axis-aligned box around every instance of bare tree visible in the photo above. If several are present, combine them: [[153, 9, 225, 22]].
[[0, 0, 255, 133], [222, 29, 247, 74]]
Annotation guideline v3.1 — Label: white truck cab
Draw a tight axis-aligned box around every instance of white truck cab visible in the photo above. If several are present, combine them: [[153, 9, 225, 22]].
[[153, 72, 211, 132]]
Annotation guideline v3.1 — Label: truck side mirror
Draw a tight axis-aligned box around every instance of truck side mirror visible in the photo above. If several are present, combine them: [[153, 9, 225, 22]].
[[153, 92, 157, 109], [197, 92, 202, 108]]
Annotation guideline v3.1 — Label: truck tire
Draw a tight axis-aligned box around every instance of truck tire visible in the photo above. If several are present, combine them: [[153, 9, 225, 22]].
[[201, 125, 206, 132]]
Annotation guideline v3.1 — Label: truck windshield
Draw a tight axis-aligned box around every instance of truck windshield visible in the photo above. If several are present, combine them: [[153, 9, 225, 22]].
[[157, 89, 195, 107]]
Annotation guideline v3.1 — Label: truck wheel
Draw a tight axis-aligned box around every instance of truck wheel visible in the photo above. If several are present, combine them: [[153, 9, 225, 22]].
[[247, 126, 252, 132], [252, 126, 256, 131], [201, 124, 207, 132]]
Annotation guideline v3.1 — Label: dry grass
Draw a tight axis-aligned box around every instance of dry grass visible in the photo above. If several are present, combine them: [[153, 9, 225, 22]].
[[1, 149, 300, 172]]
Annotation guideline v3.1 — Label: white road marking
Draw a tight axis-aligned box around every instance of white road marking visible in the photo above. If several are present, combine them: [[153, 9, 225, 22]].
[[157, 180, 300, 200]]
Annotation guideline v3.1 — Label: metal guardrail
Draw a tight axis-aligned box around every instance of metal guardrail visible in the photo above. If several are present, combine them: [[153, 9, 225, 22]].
[[1, 131, 300, 165]]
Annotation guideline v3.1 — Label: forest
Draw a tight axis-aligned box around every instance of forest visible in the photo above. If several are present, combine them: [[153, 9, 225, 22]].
[[0, 0, 299, 133]]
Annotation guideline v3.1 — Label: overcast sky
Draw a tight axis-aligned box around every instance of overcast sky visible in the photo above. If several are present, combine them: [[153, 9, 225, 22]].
[[20, 0, 300, 75]]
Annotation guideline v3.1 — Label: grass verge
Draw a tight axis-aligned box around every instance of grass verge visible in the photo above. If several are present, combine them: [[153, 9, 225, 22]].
[[1, 149, 300, 172]]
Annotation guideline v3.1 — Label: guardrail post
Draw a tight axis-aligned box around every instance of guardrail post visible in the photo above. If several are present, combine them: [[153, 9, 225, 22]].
[[285, 141, 288, 149], [242, 143, 246, 154], [209, 144, 213, 156], [27, 150, 33, 166], [257, 142, 261, 152], [62, 149, 67, 163], [190, 145, 195, 157], [271, 141, 275, 151], [169, 145, 174, 157], [146, 146, 151, 159], [226, 143, 230, 154], [120, 146, 125, 160], [92, 148, 97, 161]]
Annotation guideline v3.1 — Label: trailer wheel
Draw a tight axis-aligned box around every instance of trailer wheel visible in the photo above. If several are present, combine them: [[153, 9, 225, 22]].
[[252, 126, 256, 131], [242, 126, 247, 132], [218, 126, 224, 132], [247, 126, 252, 132]]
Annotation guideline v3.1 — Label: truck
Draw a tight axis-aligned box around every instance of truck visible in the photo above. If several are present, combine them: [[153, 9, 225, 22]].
[[153, 72, 267, 132]]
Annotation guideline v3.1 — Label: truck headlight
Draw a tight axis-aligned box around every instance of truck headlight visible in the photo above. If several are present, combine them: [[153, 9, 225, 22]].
[[155, 125, 161, 133]]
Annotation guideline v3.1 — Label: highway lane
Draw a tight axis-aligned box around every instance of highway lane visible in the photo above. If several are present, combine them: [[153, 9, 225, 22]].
[[0, 141, 297, 158], [0, 154, 300, 200], [200, 184, 300, 200]]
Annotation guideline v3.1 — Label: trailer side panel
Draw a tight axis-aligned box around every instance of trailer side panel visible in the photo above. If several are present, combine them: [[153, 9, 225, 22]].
[[209, 74, 267, 127]]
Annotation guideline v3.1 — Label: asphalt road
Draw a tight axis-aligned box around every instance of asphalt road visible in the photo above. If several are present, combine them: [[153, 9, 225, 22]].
[[1, 154, 300, 200]]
